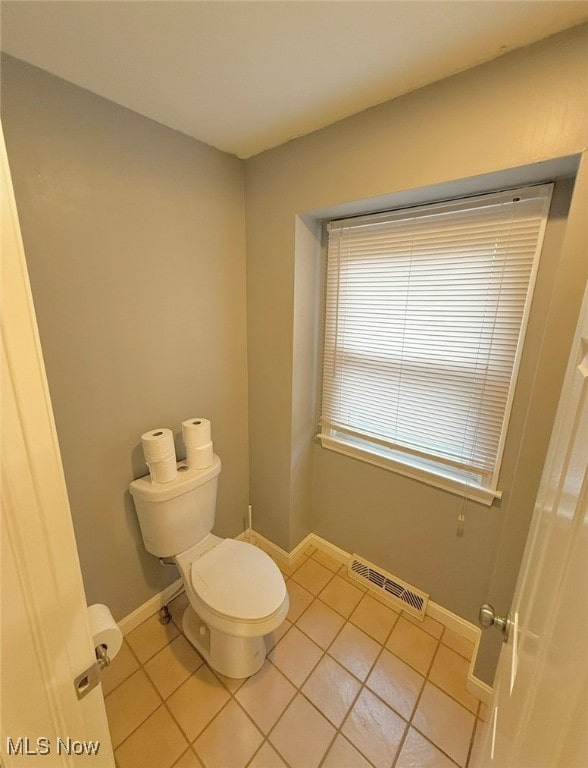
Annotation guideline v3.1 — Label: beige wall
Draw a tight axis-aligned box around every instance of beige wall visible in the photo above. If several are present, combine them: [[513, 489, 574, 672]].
[[1, 54, 249, 620], [244, 25, 588, 681]]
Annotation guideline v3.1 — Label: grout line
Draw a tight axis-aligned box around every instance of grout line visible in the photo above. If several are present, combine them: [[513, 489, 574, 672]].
[[465, 716, 481, 768], [266, 659, 376, 768], [320, 622, 399, 768], [170, 746, 199, 768], [107, 553, 481, 768], [275, 590, 403, 768], [110, 700, 167, 758], [159, 701, 192, 760], [289, 558, 337, 598], [114, 618, 475, 768], [261, 590, 382, 766], [391, 636, 443, 767], [101, 641, 141, 700]]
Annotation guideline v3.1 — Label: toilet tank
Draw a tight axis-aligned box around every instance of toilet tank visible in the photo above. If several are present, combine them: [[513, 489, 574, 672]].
[[129, 455, 221, 557]]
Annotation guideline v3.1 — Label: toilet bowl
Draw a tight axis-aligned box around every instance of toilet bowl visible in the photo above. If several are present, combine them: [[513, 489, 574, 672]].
[[175, 535, 289, 678], [129, 454, 289, 678]]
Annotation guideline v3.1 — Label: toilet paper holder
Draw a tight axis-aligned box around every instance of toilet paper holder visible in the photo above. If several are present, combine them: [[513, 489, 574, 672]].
[[73, 643, 112, 700], [75, 603, 122, 699]]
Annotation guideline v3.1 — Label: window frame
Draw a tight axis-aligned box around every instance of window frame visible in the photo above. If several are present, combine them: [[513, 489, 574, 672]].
[[317, 184, 554, 506]]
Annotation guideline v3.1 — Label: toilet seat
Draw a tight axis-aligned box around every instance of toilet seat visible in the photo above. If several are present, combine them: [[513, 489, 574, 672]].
[[190, 539, 286, 623]]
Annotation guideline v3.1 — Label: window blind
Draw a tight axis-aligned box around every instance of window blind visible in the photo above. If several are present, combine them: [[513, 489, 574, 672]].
[[320, 184, 552, 488]]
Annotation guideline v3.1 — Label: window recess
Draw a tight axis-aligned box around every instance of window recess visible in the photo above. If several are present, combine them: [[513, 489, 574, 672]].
[[318, 184, 553, 505]]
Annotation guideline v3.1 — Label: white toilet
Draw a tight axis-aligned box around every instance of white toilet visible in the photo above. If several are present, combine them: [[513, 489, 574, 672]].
[[129, 455, 289, 678]]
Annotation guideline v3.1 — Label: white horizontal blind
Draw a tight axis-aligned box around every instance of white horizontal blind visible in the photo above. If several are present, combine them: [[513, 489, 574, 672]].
[[320, 185, 552, 484]]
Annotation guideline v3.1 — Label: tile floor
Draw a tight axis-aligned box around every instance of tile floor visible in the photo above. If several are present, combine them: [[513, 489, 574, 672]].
[[103, 545, 487, 768]]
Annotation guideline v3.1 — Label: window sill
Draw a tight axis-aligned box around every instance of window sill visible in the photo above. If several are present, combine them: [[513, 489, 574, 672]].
[[318, 433, 502, 507]]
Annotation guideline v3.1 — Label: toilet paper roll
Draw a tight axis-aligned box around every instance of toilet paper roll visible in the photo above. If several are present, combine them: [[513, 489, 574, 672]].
[[141, 428, 176, 461], [185, 441, 213, 470], [87, 603, 122, 661], [182, 418, 212, 448], [146, 458, 177, 483], [142, 428, 177, 483]]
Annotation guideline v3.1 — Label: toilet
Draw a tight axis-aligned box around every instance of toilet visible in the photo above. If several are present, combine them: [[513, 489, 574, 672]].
[[129, 455, 289, 678]]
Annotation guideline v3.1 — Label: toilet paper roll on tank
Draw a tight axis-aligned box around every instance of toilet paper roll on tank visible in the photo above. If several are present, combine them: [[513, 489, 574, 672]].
[[141, 418, 214, 482], [141, 427, 177, 483], [182, 417, 214, 469]]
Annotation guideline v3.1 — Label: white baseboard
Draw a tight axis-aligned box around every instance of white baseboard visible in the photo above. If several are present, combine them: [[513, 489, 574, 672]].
[[306, 533, 353, 565], [246, 528, 294, 564], [426, 600, 491, 703], [245, 530, 349, 567], [119, 528, 493, 703], [118, 577, 184, 636], [467, 670, 493, 703]]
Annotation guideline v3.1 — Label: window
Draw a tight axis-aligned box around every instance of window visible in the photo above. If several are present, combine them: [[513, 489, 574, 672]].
[[319, 185, 553, 505]]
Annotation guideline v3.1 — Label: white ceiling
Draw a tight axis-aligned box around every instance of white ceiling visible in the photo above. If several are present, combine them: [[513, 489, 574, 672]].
[[2, 1, 588, 158]]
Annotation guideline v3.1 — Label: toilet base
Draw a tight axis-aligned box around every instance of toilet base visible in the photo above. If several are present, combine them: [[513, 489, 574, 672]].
[[182, 605, 266, 679]]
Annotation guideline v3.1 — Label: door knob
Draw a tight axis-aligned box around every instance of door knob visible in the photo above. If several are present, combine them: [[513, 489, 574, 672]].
[[479, 603, 512, 642]]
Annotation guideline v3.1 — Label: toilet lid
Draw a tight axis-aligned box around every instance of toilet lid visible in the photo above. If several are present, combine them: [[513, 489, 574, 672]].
[[190, 539, 286, 622]]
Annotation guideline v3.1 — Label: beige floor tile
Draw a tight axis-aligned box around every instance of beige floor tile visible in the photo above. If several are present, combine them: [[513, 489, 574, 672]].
[[319, 575, 364, 618], [311, 549, 344, 573], [166, 665, 230, 741], [302, 655, 361, 727], [296, 599, 345, 649], [248, 742, 288, 768], [365, 588, 400, 609], [349, 593, 399, 644], [412, 683, 475, 767], [341, 688, 407, 768], [265, 618, 291, 653], [269, 694, 336, 768], [105, 669, 161, 748], [194, 700, 263, 768], [441, 628, 475, 661], [100, 556, 495, 767], [322, 734, 373, 768], [278, 555, 308, 577], [428, 644, 479, 713], [172, 749, 203, 768], [291, 557, 334, 595], [396, 727, 457, 768], [213, 668, 247, 694], [303, 543, 318, 556], [285, 579, 314, 622], [144, 634, 203, 699], [337, 565, 368, 597], [101, 640, 139, 696], [386, 617, 438, 675], [403, 612, 444, 639], [366, 648, 425, 720], [126, 613, 180, 664], [115, 705, 188, 768], [328, 622, 381, 681], [236, 661, 296, 734], [269, 625, 323, 687]]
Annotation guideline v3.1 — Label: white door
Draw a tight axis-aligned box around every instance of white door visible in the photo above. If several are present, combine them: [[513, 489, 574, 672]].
[[1, 124, 115, 766], [473, 283, 588, 767]]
